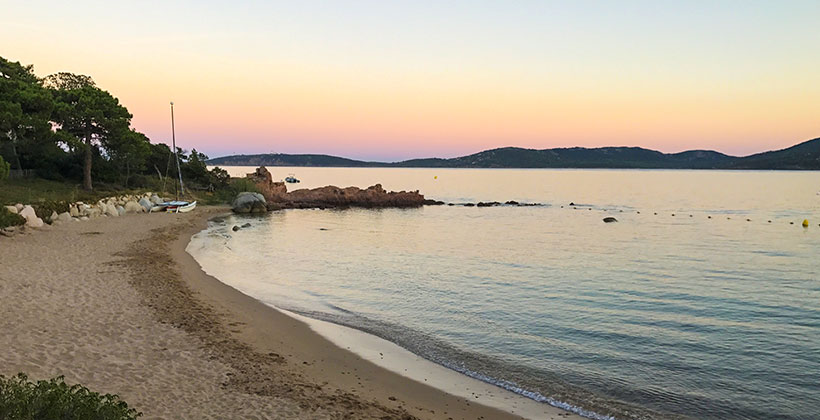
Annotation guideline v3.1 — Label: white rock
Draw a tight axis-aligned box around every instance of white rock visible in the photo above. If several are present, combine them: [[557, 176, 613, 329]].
[[15, 203, 23, 211], [49, 211, 59, 223], [87, 207, 101, 218], [4, 205, 17, 214], [105, 204, 119, 217], [19, 205, 44, 228], [69, 206, 79, 217], [125, 200, 144, 213], [138, 197, 153, 212], [150, 194, 163, 205], [57, 212, 72, 223], [117, 205, 126, 216], [80, 216, 89, 221]]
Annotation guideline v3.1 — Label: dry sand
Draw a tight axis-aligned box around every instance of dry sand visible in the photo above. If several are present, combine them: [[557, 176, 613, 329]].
[[0, 206, 581, 419]]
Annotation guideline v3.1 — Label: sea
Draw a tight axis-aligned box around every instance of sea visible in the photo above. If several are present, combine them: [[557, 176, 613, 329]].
[[190, 167, 820, 420]]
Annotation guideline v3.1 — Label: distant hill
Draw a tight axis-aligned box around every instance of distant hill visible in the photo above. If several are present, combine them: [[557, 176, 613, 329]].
[[207, 153, 381, 167], [207, 137, 820, 170]]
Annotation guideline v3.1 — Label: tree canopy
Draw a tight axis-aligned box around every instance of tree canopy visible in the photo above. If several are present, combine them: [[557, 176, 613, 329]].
[[0, 55, 229, 192]]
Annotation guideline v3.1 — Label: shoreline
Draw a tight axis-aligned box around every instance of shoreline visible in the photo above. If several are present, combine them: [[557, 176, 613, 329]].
[[1, 205, 583, 419], [173, 209, 585, 419]]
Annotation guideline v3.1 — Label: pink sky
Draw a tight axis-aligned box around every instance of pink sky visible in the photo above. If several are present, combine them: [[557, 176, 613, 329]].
[[3, 1, 818, 161]]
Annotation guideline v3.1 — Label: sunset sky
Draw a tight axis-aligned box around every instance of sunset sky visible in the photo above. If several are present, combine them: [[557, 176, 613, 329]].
[[3, 1, 819, 161]]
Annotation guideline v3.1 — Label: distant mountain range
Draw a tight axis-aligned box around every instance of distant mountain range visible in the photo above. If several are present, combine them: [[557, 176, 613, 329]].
[[207, 137, 820, 170]]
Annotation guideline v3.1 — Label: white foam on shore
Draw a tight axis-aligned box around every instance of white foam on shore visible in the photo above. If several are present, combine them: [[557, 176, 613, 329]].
[[282, 309, 588, 420]]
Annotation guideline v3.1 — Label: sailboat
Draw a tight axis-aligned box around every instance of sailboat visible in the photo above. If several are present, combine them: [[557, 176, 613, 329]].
[[154, 101, 196, 213]]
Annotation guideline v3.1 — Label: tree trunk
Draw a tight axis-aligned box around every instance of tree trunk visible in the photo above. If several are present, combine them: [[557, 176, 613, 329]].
[[83, 137, 93, 191], [10, 139, 23, 171], [125, 159, 130, 189]]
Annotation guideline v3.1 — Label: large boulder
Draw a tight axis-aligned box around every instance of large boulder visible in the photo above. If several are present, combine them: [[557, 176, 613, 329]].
[[150, 194, 163, 205], [232, 192, 268, 214], [124, 200, 144, 213], [138, 197, 153, 212], [19, 205, 44, 228]]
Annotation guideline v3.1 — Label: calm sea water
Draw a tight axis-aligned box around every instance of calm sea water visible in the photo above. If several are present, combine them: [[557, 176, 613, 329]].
[[191, 167, 820, 420]]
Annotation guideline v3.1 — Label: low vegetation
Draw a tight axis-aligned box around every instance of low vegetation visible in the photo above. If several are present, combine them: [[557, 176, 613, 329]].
[[0, 206, 25, 229], [0, 373, 140, 419]]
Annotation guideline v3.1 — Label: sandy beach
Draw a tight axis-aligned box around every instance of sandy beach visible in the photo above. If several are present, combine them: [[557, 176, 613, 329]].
[[0, 206, 581, 420]]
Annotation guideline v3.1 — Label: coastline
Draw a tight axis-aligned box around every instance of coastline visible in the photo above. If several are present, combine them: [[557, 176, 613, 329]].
[[1, 205, 582, 419]]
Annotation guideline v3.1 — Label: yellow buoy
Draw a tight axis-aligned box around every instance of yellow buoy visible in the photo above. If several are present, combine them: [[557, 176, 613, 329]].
[[802, 219, 809, 227]]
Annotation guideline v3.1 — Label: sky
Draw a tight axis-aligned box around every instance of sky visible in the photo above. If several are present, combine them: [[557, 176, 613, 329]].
[[2, 1, 819, 161]]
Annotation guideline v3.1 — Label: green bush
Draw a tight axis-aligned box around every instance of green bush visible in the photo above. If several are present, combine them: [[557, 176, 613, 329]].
[[0, 155, 9, 182], [0, 373, 140, 419], [0, 206, 26, 229], [33, 200, 70, 223], [230, 178, 259, 193]]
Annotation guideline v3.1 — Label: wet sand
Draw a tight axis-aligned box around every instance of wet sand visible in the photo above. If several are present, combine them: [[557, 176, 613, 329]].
[[0, 206, 581, 419]]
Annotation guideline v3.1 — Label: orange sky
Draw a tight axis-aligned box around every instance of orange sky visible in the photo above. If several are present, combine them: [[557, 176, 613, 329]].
[[3, 1, 819, 160]]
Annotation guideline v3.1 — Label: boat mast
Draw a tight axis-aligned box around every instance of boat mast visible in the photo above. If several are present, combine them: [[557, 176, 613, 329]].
[[170, 101, 185, 199]]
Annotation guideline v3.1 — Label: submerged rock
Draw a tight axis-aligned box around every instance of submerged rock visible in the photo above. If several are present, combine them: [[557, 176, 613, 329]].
[[477, 201, 501, 207], [232, 225, 241, 232], [603, 217, 618, 223]]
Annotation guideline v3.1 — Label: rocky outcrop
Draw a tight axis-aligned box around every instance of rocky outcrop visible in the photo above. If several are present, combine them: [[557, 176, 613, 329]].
[[246, 166, 288, 203], [274, 184, 429, 209], [237, 166, 432, 211], [232, 192, 268, 214]]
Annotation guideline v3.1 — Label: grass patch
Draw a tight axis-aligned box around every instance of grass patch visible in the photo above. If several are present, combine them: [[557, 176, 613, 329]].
[[0, 373, 141, 419], [0, 178, 167, 207]]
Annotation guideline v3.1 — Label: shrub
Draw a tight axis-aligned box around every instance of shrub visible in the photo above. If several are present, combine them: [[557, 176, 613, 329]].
[[33, 200, 70, 222], [0, 206, 26, 229], [0, 373, 141, 419], [230, 178, 259, 193]]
